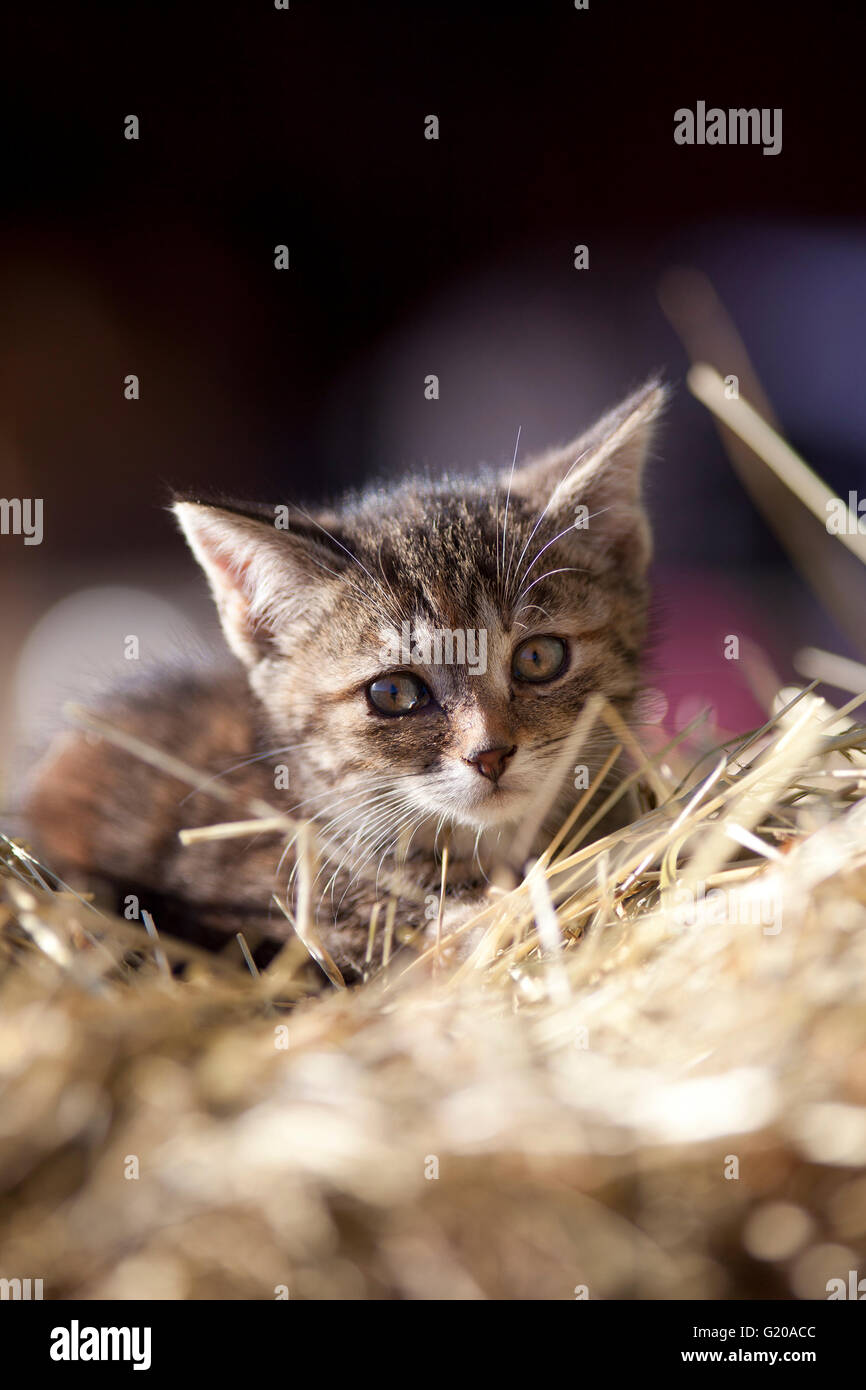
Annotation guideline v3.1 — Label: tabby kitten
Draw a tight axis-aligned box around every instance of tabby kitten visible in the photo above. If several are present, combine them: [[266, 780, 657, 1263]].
[[25, 379, 665, 982]]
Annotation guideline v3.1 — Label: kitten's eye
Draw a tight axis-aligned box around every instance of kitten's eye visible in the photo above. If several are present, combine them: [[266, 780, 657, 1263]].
[[512, 635, 567, 683], [368, 673, 431, 715]]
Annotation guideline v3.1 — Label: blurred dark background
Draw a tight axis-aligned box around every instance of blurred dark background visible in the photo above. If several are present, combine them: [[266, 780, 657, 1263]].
[[2, 0, 865, 770]]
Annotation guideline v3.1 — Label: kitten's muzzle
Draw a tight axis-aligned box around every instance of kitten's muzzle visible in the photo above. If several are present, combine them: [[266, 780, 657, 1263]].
[[464, 744, 516, 783]]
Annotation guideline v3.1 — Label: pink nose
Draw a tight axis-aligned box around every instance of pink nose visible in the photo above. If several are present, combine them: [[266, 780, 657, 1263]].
[[464, 745, 516, 782]]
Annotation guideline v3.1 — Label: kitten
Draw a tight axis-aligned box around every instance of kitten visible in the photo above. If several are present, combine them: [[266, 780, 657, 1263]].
[[24, 379, 665, 983]]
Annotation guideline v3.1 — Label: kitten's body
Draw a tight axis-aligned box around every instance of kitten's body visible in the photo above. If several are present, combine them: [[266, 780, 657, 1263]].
[[24, 381, 665, 982], [25, 667, 424, 976]]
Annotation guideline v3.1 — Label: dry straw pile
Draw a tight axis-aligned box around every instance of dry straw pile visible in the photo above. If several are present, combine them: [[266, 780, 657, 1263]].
[[4, 669, 866, 1299]]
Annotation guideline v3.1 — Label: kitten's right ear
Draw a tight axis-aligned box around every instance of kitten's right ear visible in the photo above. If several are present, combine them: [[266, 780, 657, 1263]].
[[509, 378, 666, 513], [503, 378, 667, 572], [173, 501, 346, 667]]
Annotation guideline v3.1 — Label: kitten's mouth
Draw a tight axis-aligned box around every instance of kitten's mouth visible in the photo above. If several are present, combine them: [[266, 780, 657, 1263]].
[[406, 757, 542, 832], [438, 775, 528, 829], [463, 795, 524, 828]]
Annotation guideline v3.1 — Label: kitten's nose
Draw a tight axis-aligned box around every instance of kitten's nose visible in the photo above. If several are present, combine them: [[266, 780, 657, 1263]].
[[464, 744, 516, 783]]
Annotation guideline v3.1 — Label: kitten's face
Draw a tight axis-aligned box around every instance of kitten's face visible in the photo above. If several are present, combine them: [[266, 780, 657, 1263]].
[[175, 380, 664, 860]]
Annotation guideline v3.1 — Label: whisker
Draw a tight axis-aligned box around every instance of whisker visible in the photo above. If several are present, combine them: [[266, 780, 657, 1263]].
[[178, 743, 307, 806], [514, 567, 587, 607], [516, 517, 591, 592], [500, 424, 522, 597], [294, 506, 405, 631], [506, 445, 592, 601]]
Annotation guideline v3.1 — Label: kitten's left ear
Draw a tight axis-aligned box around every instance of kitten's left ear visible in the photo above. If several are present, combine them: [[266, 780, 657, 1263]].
[[507, 377, 667, 566]]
